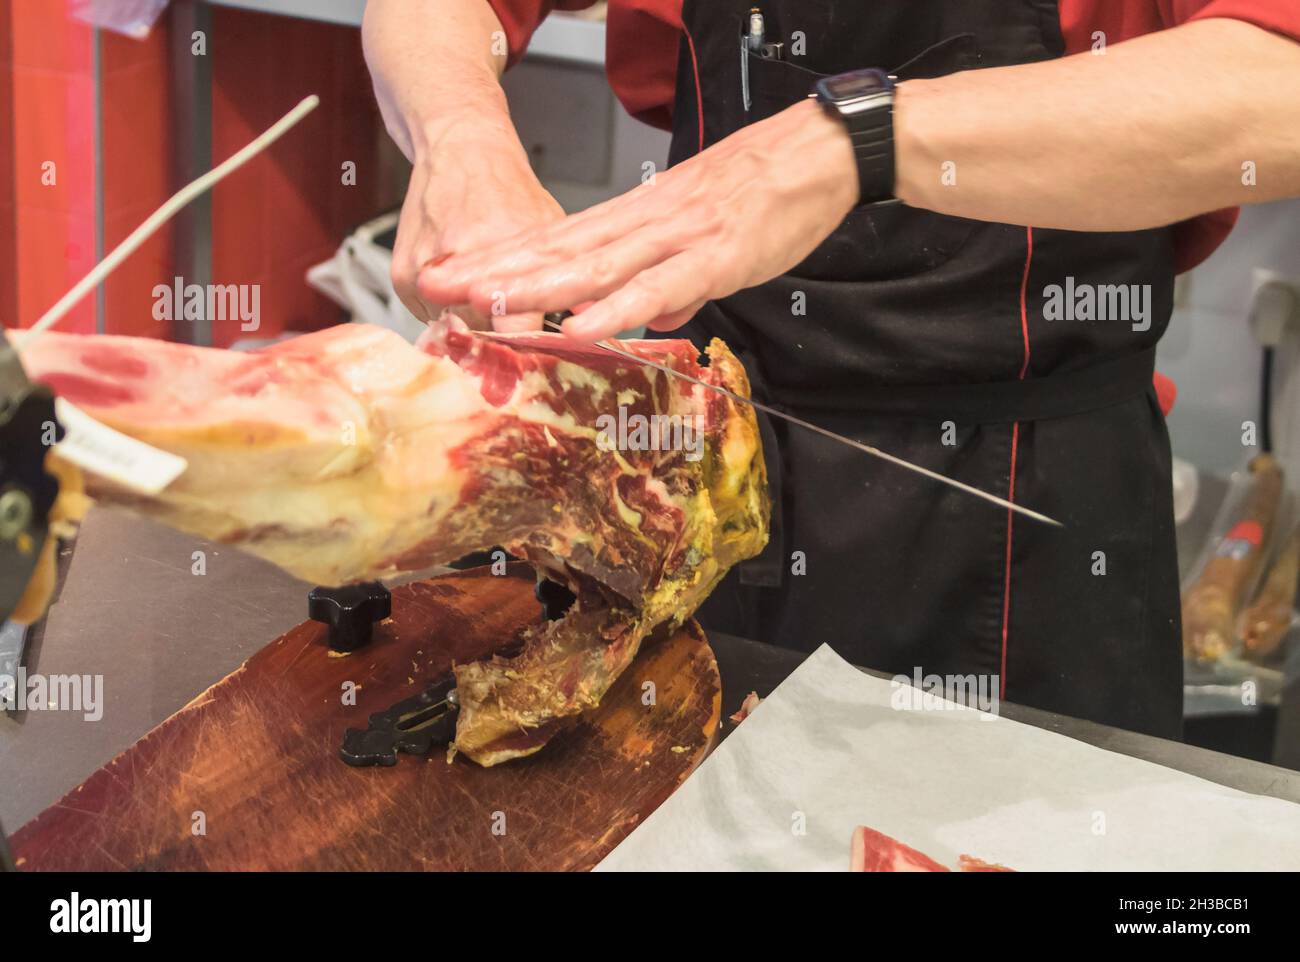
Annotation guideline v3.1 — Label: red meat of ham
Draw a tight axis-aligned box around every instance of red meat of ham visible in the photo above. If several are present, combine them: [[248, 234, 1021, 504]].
[[729, 690, 762, 723], [850, 826, 1014, 872]]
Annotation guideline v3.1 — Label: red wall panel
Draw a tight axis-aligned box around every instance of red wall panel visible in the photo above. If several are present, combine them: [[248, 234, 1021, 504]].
[[0, 0, 17, 328], [99, 18, 172, 336], [1, 3, 393, 343], [5, 0, 96, 334], [208, 7, 392, 346]]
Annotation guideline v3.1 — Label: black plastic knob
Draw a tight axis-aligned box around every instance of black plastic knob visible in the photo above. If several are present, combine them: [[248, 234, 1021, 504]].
[[307, 582, 391, 653]]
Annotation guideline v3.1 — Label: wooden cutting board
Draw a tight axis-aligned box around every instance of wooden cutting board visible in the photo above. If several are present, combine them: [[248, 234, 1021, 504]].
[[11, 566, 721, 871]]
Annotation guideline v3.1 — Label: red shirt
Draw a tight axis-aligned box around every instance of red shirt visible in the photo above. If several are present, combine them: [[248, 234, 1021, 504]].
[[488, 0, 1300, 273]]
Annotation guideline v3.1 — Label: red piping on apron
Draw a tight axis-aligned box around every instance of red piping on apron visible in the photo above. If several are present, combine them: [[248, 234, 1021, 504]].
[[683, 25, 705, 152], [1001, 225, 1034, 698]]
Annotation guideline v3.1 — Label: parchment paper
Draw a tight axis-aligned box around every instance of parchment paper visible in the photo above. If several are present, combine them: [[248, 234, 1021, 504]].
[[596, 645, 1300, 871]]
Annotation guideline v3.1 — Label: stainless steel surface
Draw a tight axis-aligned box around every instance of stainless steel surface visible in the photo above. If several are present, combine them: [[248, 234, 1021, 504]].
[[0, 621, 29, 711], [0, 508, 310, 829]]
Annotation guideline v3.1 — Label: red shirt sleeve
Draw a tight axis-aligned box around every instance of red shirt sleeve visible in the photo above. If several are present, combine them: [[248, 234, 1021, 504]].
[[606, 0, 683, 129], [1176, 0, 1300, 39], [486, 0, 600, 68], [1060, 0, 1300, 55], [1059, 0, 1299, 272]]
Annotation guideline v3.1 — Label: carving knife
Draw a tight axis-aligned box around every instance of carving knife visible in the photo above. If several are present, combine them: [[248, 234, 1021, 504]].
[[539, 313, 1063, 528]]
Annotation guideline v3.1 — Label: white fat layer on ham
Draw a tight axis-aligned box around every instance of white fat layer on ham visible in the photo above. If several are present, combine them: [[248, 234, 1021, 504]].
[[553, 360, 611, 404]]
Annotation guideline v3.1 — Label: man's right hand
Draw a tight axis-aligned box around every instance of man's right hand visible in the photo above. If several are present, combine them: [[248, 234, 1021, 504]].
[[363, 0, 563, 332], [392, 126, 564, 331]]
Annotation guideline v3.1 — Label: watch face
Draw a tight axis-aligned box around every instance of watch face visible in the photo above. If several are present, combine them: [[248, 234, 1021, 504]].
[[820, 69, 890, 102]]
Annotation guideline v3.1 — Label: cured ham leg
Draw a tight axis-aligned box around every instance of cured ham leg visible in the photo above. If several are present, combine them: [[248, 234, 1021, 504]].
[[849, 827, 1014, 872], [17, 324, 770, 764]]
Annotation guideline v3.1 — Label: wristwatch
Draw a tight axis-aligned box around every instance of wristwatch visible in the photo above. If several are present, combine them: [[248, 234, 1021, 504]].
[[811, 68, 899, 206]]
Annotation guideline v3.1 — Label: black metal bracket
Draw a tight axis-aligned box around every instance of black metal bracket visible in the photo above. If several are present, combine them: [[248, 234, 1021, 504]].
[[0, 332, 61, 624], [339, 673, 459, 767], [332, 570, 571, 767]]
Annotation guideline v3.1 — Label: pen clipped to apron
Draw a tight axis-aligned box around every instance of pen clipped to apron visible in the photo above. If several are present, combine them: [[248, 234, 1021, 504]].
[[740, 7, 784, 116]]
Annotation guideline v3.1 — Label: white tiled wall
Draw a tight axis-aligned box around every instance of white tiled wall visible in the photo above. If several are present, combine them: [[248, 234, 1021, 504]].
[[1158, 199, 1300, 479], [503, 61, 672, 213]]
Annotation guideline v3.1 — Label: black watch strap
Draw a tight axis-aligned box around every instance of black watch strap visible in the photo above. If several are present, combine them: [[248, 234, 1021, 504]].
[[812, 68, 899, 207], [844, 109, 895, 206]]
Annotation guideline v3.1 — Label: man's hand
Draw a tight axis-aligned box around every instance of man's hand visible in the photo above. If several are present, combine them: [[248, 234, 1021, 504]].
[[393, 126, 564, 330], [417, 99, 858, 341], [362, 0, 564, 331]]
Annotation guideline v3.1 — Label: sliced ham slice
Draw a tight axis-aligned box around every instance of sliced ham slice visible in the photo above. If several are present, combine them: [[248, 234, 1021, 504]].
[[957, 854, 1015, 872], [729, 690, 762, 723], [850, 826, 950, 872], [17, 323, 770, 765], [850, 826, 1014, 872]]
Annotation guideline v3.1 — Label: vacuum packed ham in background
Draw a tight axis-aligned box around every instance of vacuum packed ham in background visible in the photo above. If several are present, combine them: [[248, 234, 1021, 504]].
[[1239, 522, 1300, 661], [1182, 454, 1284, 663]]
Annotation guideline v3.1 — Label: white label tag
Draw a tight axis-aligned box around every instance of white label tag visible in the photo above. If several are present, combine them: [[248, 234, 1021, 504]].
[[53, 398, 187, 496]]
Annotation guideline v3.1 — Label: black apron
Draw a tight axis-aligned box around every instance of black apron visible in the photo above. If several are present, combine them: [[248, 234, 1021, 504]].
[[665, 0, 1183, 739]]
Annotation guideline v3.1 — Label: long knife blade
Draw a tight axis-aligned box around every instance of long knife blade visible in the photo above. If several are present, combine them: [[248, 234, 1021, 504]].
[[537, 314, 1063, 528]]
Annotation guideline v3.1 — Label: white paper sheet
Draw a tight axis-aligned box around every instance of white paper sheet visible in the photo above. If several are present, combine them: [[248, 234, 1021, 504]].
[[596, 645, 1300, 871]]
